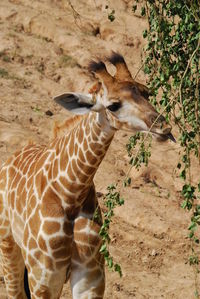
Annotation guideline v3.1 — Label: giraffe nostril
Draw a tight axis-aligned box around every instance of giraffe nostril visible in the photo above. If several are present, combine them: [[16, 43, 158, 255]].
[[150, 114, 159, 124], [151, 114, 165, 124], [158, 115, 165, 122], [149, 113, 172, 135]]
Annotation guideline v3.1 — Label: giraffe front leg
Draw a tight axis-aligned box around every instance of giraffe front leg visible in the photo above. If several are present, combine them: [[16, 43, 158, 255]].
[[24, 250, 69, 299], [71, 213, 105, 299], [0, 236, 27, 299], [22, 222, 73, 299]]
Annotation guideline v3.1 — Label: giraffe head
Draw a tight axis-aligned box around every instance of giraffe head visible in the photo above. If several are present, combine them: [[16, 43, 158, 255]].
[[54, 53, 175, 142]]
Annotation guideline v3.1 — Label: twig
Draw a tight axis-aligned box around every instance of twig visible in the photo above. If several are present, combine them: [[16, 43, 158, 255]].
[[67, 0, 82, 29], [123, 95, 176, 182], [133, 62, 145, 80], [123, 38, 200, 183]]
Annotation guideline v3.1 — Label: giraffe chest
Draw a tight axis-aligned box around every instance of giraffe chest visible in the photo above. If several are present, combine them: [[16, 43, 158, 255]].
[[2, 140, 97, 248]]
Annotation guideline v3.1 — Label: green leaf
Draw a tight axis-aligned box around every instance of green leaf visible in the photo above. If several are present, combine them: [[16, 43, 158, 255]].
[[141, 6, 146, 16], [143, 29, 148, 38], [181, 200, 187, 209], [114, 264, 122, 277], [108, 10, 115, 22], [132, 5, 137, 12], [100, 243, 107, 253], [123, 177, 131, 187], [108, 257, 113, 268], [188, 222, 197, 231]]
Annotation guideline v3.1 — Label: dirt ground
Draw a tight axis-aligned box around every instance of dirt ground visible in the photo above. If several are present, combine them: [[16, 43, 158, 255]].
[[0, 0, 199, 298]]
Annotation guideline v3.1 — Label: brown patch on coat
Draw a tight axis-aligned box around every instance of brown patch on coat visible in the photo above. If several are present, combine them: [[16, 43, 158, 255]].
[[35, 151, 50, 173], [53, 158, 59, 178], [55, 258, 70, 269], [68, 132, 75, 157], [81, 186, 98, 215], [29, 237, 37, 250], [8, 190, 15, 209], [44, 255, 54, 270], [85, 150, 98, 166], [28, 254, 37, 268], [23, 225, 29, 247], [76, 158, 87, 173], [38, 235, 48, 252], [92, 124, 101, 136], [78, 128, 84, 144], [59, 176, 83, 193], [41, 187, 64, 218], [63, 221, 73, 236], [53, 247, 71, 259], [78, 147, 86, 163], [0, 194, 4, 214], [49, 236, 70, 250], [35, 286, 51, 299], [11, 172, 21, 190], [28, 206, 41, 238], [29, 276, 37, 288], [35, 170, 48, 198], [0, 228, 8, 237], [43, 221, 61, 235], [83, 139, 88, 151], [29, 194, 37, 210], [66, 163, 76, 181], [72, 242, 95, 260], [16, 177, 26, 197], [74, 231, 100, 248], [16, 195, 23, 215], [59, 141, 69, 172], [0, 169, 6, 189]]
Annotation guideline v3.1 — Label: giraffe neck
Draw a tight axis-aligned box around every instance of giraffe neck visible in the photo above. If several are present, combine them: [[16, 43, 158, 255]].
[[50, 111, 115, 210]]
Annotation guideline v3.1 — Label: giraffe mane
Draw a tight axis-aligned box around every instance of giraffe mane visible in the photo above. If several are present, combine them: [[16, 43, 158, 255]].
[[53, 115, 84, 138], [88, 82, 101, 94]]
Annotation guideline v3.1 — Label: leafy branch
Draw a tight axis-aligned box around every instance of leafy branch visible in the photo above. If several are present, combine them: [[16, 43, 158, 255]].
[[99, 0, 200, 287], [133, 0, 200, 296], [95, 184, 124, 277]]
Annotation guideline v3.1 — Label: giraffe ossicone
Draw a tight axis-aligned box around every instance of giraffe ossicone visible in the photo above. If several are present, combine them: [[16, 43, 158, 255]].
[[0, 53, 175, 299]]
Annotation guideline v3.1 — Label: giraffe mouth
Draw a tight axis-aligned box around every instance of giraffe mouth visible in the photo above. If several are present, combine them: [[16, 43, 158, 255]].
[[165, 133, 176, 142], [152, 132, 176, 143]]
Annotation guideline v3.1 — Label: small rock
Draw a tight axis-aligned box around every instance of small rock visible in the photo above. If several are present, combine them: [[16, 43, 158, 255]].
[[119, 169, 125, 176], [142, 256, 148, 263], [114, 283, 122, 292], [151, 249, 158, 256], [0, 276, 5, 283], [53, 74, 61, 82], [96, 192, 104, 198], [45, 110, 53, 116]]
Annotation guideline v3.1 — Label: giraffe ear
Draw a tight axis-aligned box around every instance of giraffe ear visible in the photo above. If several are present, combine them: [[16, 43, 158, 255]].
[[54, 92, 96, 115]]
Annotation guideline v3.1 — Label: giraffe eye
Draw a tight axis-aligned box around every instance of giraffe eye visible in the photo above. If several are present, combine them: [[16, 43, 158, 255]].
[[107, 102, 121, 112]]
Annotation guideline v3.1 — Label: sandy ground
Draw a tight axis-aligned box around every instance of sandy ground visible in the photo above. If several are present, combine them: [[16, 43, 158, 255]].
[[0, 0, 199, 298]]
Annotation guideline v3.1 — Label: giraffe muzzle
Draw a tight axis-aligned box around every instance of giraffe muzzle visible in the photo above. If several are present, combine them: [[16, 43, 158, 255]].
[[165, 132, 176, 143], [152, 131, 176, 143]]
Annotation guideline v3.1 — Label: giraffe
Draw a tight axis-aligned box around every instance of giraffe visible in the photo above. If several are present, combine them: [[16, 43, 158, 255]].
[[0, 53, 175, 299]]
